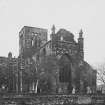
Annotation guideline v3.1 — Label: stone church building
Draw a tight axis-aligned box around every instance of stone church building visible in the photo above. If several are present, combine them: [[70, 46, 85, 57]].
[[19, 25, 97, 94]]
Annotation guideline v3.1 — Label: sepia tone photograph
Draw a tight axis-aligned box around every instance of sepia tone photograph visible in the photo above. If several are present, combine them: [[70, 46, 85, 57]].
[[0, 0, 105, 104]]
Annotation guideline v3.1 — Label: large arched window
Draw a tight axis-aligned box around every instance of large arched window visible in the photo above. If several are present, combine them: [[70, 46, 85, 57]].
[[59, 54, 72, 83]]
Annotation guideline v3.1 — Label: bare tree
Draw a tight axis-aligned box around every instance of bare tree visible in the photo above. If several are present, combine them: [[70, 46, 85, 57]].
[[96, 63, 105, 84], [37, 55, 58, 93]]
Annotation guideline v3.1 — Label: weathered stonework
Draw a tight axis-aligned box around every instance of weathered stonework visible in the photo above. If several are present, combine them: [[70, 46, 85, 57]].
[[19, 26, 97, 94]]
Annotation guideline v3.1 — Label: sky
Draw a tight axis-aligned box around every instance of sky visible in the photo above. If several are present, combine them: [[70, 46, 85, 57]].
[[0, 0, 105, 66]]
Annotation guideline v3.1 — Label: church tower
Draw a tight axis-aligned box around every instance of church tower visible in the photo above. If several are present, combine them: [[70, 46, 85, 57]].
[[78, 29, 84, 60], [19, 26, 48, 58]]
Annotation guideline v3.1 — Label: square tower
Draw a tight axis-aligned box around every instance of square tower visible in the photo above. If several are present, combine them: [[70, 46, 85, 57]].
[[19, 26, 48, 57]]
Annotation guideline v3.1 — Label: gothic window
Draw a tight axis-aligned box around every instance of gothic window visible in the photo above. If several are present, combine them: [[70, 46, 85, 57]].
[[32, 36, 36, 47], [26, 39, 31, 48], [59, 63, 71, 82], [32, 40, 34, 47], [32, 32, 38, 37], [59, 55, 72, 83]]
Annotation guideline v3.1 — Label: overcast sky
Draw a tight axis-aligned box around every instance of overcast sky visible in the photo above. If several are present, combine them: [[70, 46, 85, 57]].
[[0, 0, 105, 65]]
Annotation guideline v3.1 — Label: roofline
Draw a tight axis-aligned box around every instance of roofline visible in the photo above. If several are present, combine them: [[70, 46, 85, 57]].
[[24, 26, 48, 31]]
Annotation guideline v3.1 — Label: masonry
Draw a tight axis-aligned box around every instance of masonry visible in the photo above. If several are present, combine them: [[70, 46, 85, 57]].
[[18, 25, 97, 94]]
